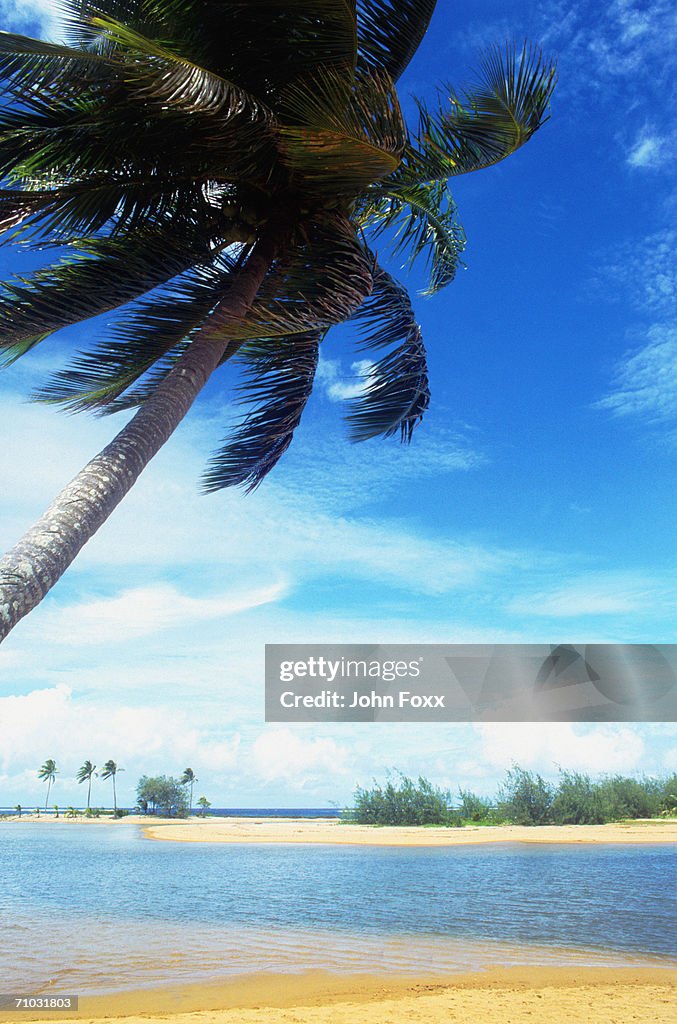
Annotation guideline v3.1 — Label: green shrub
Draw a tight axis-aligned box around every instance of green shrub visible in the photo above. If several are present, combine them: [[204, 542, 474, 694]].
[[498, 766, 554, 825], [347, 774, 453, 826]]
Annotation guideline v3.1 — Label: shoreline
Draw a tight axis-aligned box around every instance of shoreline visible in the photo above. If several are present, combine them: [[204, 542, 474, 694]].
[[142, 815, 677, 846], [1, 967, 675, 1023], [3, 814, 677, 845]]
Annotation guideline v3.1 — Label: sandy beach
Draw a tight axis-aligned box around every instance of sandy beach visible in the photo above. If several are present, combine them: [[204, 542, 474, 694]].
[[0, 967, 675, 1023], [142, 814, 677, 845]]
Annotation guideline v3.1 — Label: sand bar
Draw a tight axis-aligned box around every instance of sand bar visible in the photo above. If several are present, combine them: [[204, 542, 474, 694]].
[[142, 815, 677, 845], [1, 967, 675, 1024]]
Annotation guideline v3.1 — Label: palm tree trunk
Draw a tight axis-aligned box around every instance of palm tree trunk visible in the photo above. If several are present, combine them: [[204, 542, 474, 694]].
[[45, 779, 51, 811], [0, 228, 281, 643], [112, 775, 117, 814], [87, 777, 92, 811]]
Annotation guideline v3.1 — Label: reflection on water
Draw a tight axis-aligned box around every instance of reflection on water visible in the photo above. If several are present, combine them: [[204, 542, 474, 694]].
[[0, 823, 675, 994]]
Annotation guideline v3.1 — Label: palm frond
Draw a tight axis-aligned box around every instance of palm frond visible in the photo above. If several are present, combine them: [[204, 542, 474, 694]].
[[394, 43, 556, 185], [73, 1, 358, 94], [228, 216, 375, 340], [0, 221, 220, 352], [89, 15, 272, 120], [346, 265, 429, 441], [277, 66, 405, 192], [32, 261, 237, 412], [0, 30, 109, 101], [357, 0, 437, 81], [0, 179, 227, 243], [359, 179, 466, 293], [202, 331, 321, 492]]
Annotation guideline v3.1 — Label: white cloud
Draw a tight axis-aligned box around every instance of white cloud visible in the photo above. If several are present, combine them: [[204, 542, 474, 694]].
[[35, 580, 287, 645], [596, 324, 677, 422], [0, 0, 64, 39], [0, 684, 241, 803], [596, 230, 676, 315], [251, 727, 350, 788], [474, 722, 646, 777], [627, 134, 665, 169], [508, 574, 665, 618], [316, 357, 376, 401]]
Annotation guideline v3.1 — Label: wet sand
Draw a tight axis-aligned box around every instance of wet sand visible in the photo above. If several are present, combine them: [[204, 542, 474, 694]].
[[0, 967, 675, 1023]]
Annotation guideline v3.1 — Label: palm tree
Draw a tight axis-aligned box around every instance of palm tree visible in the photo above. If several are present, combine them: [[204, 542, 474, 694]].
[[76, 760, 97, 811], [181, 768, 197, 813], [100, 759, 124, 814], [37, 759, 58, 809], [0, 2, 555, 643]]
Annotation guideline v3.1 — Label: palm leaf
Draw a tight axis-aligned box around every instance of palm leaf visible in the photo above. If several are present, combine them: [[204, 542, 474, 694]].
[[394, 43, 556, 185], [228, 216, 375, 340], [32, 261, 236, 412], [88, 15, 273, 120], [202, 331, 321, 492], [78, 1, 359, 94], [346, 265, 429, 440], [359, 179, 466, 293], [356, 0, 437, 81], [277, 66, 405, 192], [0, 221, 221, 352]]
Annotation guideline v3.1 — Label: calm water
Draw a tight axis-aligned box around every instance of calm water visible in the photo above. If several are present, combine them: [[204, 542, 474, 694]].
[[1, 823, 675, 993]]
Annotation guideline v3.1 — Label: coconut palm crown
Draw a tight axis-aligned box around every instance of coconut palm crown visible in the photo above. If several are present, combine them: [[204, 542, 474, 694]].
[[0, 1, 555, 642]]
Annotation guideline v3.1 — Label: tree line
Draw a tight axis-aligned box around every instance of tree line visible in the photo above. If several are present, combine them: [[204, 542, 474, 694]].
[[346, 768, 677, 827], [28, 761, 209, 818]]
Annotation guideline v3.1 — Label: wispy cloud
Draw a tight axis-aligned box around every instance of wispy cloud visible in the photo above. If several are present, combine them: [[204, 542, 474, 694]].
[[596, 324, 677, 423], [595, 229, 676, 315], [508, 573, 670, 618], [33, 581, 288, 645], [626, 130, 671, 169]]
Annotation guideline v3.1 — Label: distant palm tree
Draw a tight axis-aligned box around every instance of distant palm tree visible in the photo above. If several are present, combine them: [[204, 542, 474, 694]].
[[181, 769, 197, 814], [100, 760, 123, 814], [37, 759, 58, 810], [76, 760, 97, 811]]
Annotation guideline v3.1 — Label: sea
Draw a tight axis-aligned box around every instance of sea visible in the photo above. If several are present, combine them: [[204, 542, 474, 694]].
[[0, 819, 675, 995]]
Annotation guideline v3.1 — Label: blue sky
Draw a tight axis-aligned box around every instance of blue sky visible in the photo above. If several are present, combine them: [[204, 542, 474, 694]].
[[0, 0, 675, 810]]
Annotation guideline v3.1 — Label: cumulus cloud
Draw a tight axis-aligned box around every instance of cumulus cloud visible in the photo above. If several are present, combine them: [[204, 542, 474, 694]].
[[0, 684, 241, 803], [251, 727, 350, 788], [473, 721, 646, 777], [316, 357, 376, 401]]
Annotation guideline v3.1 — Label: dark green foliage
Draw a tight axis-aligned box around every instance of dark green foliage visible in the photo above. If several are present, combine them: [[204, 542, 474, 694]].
[[136, 775, 188, 817], [0, 1, 556, 489], [497, 766, 554, 826], [346, 766, 675, 829], [457, 788, 499, 823], [347, 773, 453, 825], [595, 775, 663, 821], [549, 771, 608, 825]]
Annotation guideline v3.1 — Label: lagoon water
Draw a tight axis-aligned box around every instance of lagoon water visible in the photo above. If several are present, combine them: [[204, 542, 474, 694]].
[[1, 822, 675, 994]]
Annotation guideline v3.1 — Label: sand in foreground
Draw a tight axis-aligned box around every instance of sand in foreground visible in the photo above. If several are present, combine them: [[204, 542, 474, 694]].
[[1, 968, 674, 1024], [142, 815, 677, 846]]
